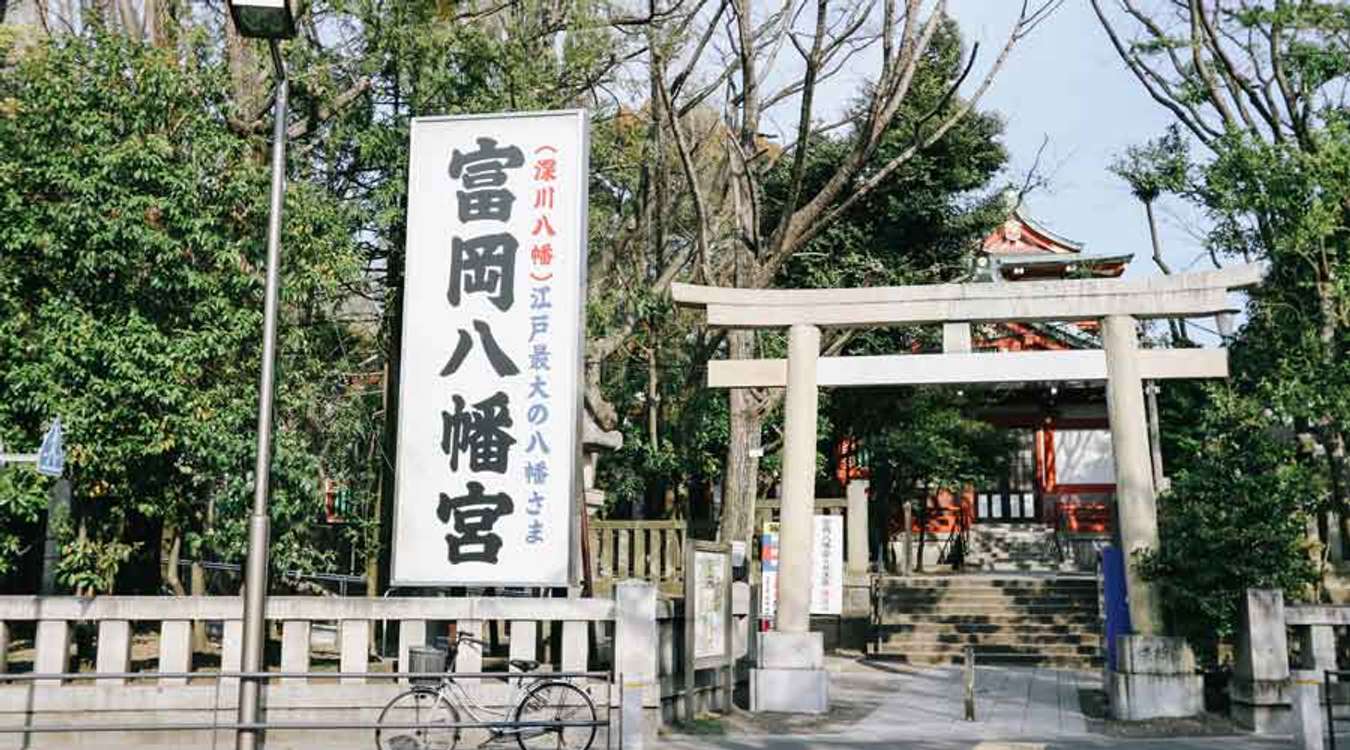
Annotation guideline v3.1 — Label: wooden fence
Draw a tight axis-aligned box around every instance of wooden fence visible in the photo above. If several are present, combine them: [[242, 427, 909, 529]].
[[588, 497, 855, 597], [588, 520, 687, 597]]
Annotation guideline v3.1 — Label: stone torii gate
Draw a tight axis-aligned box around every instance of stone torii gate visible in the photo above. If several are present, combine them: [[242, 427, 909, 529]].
[[673, 264, 1262, 716]]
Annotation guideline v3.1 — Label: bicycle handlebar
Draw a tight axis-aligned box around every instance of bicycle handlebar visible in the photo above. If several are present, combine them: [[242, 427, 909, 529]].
[[455, 632, 488, 647]]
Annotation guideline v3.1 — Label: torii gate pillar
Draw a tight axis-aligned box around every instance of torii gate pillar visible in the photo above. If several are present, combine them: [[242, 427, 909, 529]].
[[750, 324, 829, 713], [1102, 314, 1164, 635]]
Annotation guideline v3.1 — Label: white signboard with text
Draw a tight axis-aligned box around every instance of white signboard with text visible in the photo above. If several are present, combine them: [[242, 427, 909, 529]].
[[392, 111, 589, 587], [810, 515, 844, 615], [692, 550, 729, 660]]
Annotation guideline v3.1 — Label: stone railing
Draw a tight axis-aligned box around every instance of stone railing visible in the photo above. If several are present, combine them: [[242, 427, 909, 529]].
[[0, 586, 665, 749], [753, 497, 847, 529], [1233, 588, 1347, 748], [589, 519, 687, 597]]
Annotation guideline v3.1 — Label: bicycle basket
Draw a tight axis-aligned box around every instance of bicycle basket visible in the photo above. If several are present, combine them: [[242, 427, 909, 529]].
[[407, 645, 446, 686]]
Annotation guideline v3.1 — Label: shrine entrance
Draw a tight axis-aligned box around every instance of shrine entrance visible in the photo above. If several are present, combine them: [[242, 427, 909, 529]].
[[673, 263, 1261, 713]]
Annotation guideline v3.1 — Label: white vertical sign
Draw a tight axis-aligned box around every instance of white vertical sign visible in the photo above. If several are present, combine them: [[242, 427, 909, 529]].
[[811, 515, 843, 615], [692, 550, 728, 660], [393, 111, 589, 587]]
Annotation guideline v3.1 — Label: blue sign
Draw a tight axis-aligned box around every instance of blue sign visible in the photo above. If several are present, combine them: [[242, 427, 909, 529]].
[[1101, 545, 1132, 672], [37, 418, 64, 477]]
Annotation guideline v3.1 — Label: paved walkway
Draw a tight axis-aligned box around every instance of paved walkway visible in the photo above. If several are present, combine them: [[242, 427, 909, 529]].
[[656, 659, 1291, 750]]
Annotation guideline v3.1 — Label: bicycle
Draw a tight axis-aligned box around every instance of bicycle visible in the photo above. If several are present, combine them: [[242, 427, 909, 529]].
[[375, 631, 599, 750]]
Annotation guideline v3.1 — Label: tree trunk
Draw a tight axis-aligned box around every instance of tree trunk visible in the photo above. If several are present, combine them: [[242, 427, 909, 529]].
[[720, 329, 761, 546], [646, 333, 659, 450], [191, 561, 208, 650], [161, 525, 187, 597], [1, 0, 38, 25]]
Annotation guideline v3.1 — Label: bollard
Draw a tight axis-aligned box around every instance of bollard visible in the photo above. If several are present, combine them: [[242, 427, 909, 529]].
[[964, 645, 976, 721], [622, 678, 645, 750], [1292, 676, 1324, 750], [902, 503, 914, 576]]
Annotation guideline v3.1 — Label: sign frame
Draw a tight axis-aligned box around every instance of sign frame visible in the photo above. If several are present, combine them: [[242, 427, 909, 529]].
[[683, 538, 733, 718], [390, 109, 591, 589]]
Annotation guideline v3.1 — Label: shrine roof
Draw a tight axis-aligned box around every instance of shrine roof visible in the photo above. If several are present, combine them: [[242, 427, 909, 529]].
[[982, 209, 1086, 256], [972, 251, 1135, 282]]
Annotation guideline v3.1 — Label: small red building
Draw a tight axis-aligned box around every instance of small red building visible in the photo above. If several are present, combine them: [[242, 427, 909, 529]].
[[968, 209, 1131, 535]]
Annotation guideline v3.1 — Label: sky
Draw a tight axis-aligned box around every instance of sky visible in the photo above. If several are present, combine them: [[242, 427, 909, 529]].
[[944, 1, 1211, 280]]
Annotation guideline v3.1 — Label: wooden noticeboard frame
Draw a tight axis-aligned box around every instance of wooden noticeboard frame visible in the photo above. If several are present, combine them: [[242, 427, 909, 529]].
[[683, 539, 733, 719]]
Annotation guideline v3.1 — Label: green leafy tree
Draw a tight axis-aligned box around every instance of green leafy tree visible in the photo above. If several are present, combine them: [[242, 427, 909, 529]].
[[1096, 1, 1350, 644], [1140, 390, 1321, 662], [0, 29, 367, 590], [833, 387, 1013, 571]]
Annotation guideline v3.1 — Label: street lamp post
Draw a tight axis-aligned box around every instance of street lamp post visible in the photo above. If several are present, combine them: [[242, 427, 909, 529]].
[[226, 1, 296, 748]]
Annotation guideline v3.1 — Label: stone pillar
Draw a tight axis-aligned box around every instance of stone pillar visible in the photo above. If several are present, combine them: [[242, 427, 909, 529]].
[[158, 619, 192, 686], [95, 620, 131, 687], [776, 323, 820, 635], [34, 620, 69, 687], [942, 322, 972, 353], [842, 479, 871, 649], [751, 324, 828, 713], [845, 480, 869, 578], [1231, 589, 1293, 733], [280, 619, 311, 684], [221, 619, 244, 690], [614, 580, 659, 742], [1102, 314, 1163, 635]]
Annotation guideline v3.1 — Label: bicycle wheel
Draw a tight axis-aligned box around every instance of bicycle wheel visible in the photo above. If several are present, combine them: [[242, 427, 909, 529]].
[[376, 687, 460, 750], [513, 680, 597, 750]]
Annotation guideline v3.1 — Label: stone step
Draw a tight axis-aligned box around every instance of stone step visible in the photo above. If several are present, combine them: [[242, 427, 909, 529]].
[[879, 594, 1098, 609], [879, 631, 1101, 647], [872, 649, 1102, 668], [978, 563, 1078, 573], [880, 612, 1099, 626], [876, 575, 1097, 588], [880, 621, 1100, 636], [875, 641, 1101, 658], [879, 584, 1098, 596], [869, 598, 1090, 609]]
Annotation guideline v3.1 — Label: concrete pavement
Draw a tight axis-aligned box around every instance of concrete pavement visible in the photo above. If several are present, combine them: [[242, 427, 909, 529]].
[[656, 659, 1292, 750]]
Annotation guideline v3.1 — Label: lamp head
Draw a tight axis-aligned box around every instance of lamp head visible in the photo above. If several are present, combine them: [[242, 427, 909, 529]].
[[229, 0, 297, 39]]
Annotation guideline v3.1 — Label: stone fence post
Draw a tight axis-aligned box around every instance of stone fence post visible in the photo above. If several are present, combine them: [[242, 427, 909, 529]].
[[614, 579, 659, 746], [843, 479, 871, 649], [1231, 588, 1292, 733]]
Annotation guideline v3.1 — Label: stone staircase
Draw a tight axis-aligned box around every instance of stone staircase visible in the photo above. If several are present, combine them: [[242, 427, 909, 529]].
[[872, 574, 1102, 668], [966, 522, 1071, 573]]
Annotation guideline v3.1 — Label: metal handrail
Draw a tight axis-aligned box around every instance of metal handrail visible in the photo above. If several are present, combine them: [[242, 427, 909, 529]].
[[1328, 669, 1345, 750], [1, 719, 607, 734], [0, 669, 607, 681]]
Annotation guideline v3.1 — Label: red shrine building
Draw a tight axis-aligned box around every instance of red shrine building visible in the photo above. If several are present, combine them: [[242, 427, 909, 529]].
[[837, 207, 1136, 570], [966, 210, 1132, 534]]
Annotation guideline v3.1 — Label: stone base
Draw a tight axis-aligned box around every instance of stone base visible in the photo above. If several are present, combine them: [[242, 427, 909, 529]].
[[750, 667, 829, 713], [1107, 635, 1203, 721], [1230, 694, 1294, 734], [752, 631, 829, 713], [1108, 670, 1204, 720], [760, 631, 824, 670], [1230, 672, 1293, 733]]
